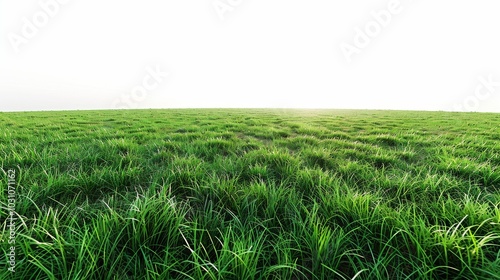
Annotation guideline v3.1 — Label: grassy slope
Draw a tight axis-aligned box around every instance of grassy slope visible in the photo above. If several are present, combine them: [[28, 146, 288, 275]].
[[1, 109, 499, 279]]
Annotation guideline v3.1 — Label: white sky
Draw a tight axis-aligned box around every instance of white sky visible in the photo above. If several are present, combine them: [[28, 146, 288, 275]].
[[1, 0, 500, 112]]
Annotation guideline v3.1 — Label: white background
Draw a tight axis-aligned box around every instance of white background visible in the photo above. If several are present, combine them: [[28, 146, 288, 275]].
[[1, 0, 500, 112]]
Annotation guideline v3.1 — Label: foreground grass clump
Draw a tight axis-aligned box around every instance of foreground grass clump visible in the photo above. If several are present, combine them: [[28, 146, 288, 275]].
[[1, 109, 500, 279]]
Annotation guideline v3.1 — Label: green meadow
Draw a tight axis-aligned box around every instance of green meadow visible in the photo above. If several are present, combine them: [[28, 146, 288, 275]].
[[1, 109, 499, 279]]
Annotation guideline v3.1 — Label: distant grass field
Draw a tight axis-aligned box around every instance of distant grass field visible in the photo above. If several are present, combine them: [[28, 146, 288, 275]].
[[1, 109, 499, 279]]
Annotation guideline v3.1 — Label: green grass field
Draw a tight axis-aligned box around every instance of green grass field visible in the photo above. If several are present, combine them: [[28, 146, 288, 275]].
[[1, 109, 499, 279]]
